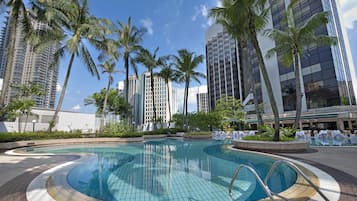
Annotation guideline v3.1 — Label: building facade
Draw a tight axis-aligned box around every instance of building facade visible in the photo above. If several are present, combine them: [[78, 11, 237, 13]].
[[0, 11, 59, 108], [126, 75, 141, 125], [205, 24, 243, 111], [205, 0, 357, 130], [197, 92, 209, 113], [140, 72, 172, 126]]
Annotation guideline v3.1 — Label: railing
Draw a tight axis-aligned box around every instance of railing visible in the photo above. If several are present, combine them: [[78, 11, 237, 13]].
[[228, 165, 274, 201], [264, 160, 329, 201]]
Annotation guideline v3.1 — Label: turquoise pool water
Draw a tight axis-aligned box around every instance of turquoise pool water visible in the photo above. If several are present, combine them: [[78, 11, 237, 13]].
[[35, 139, 297, 201]]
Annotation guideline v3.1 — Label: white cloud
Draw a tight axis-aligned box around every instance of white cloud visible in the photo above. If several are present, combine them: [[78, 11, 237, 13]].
[[216, 0, 222, 8], [192, 5, 209, 21], [56, 83, 62, 92], [71, 104, 81, 111], [339, 0, 357, 29], [141, 18, 153, 35]]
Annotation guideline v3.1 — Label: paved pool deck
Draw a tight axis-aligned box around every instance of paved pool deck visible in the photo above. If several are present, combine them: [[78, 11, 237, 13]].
[[0, 146, 356, 201]]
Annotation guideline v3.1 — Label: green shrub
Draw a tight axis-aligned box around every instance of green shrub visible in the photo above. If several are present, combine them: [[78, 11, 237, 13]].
[[243, 135, 295, 142], [98, 131, 143, 138], [280, 127, 297, 137], [185, 132, 211, 137], [0, 131, 82, 142], [143, 128, 187, 135]]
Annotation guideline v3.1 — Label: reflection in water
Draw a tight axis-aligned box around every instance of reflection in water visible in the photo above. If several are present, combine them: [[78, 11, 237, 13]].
[[65, 139, 296, 201]]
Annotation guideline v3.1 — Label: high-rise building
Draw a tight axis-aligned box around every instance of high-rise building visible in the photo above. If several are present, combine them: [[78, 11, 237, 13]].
[[140, 72, 172, 125], [205, 24, 243, 111], [0, 11, 59, 108], [126, 75, 141, 125], [206, 0, 357, 130], [197, 92, 208, 113]]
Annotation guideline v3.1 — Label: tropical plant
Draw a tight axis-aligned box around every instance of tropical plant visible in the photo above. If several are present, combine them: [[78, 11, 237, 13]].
[[134, 47, 164, 128], [210, 0, 281, 141], [157, 61, 177, 128], [33, 0, 108, 131], [6, 83, 44, 132], [84, 88, 131, 117], [172, 49, 205, 128], [115, 17, 146, 103], [99, 59, 121, 131], [0, 0, 33, 108], [214, 95, 245, 131], [265, 0, 337, 129]]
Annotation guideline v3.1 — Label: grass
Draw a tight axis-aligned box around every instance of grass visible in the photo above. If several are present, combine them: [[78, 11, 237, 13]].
[[243, 135, 295, 142]]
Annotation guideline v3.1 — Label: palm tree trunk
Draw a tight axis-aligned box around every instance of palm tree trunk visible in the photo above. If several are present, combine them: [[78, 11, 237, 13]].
[[150, 71, 157, 129], [0, 17, 18, 107], [184, 78, 190, 129], [248, 8, 280, 141], [101, 77, 111, 132], [293, 51, 303, 129], [166, 82, 171, 128], [182, 85, 187, 128], [18, 114, 21, 133], [124, 52, 129, 103], [48, 53, 76, 131], [241, 40, 264, 127], [24, 112, 29, 133]]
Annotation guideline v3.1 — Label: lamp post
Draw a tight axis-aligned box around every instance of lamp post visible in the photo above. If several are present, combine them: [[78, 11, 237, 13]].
[[32, 120, 36, 132]]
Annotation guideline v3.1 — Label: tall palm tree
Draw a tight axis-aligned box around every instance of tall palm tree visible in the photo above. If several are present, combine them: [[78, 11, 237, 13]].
[[134, 47, 163, 128], [33, 0, 108, 131], [157, 61, 177, 128], [99, 59, 121, 131], [210, 0, 281, 141], [116, 17, 145, 103], [173, 49, 205, 128], [265, 0, 337, 129], [210, 0, 264, 127], [0, 0, 32, 108]]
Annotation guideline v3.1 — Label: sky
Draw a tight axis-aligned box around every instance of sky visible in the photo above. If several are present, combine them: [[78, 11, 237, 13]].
[[1, 0, 357, 114]]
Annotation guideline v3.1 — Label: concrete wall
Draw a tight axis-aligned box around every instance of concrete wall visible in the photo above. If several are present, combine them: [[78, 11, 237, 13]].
[[0, 108, 97, 133]]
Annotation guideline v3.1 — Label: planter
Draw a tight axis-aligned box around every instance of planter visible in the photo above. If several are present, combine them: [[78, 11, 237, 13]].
[[143, 134, 167, 139], [184, 134, 211, 139], [233, 140, 309, 153]]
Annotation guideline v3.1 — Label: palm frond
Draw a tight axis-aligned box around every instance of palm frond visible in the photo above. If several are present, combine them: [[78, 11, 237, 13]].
[[80, 45, 100, 80]]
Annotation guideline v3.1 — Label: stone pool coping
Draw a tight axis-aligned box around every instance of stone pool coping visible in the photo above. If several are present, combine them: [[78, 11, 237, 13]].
[[0, 137, 144, 150]]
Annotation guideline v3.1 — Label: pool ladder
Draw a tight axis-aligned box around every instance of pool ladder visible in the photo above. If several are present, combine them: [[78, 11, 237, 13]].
[[228, 160, 329, 201]]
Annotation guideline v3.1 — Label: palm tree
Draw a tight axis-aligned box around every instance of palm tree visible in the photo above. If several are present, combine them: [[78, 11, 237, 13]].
[[210, 0, 264, 127], [0, 0, 32, 108], [116, 17, 146, 103], [99, 59, 121, 131], [134, 47, 163, 128], [210, 0, 281, 141], [157, 61, 177, 128], [33, 0, 108, 131], [173, 49, 205, 128], [265, 0, 336, 129]]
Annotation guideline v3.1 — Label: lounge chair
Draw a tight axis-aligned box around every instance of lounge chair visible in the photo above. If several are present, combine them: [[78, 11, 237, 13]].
[[350, 134, 357, 145], [295, 131, 307, 141], [332, 133, 346, 146], [316, 130, 329, 145]]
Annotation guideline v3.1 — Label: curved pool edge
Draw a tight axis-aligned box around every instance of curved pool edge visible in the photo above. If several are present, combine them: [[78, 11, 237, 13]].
[[24, 143, 340, 201], [228, 146, 340, 201], [26, 154, 99, 201]]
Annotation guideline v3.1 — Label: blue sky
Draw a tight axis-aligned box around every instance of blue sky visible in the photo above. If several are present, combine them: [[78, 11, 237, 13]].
[[1, 0, 357, 113]]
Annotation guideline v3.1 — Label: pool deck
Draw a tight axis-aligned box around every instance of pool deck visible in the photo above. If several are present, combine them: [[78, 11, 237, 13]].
[[0, 146, 356, 201]]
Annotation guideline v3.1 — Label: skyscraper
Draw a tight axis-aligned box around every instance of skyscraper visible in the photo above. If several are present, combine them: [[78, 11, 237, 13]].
[[206, 0, 357, 129], [205, 24, 243, 111], [0, 11, 59, 108], [197, 92, 208, 113], [140, 72, 172, 126], [126, 75, 141, 125]]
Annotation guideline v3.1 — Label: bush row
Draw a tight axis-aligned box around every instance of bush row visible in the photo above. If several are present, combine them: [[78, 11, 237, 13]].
[[143, 128, 188, 135], [0, 131, 83, 142]]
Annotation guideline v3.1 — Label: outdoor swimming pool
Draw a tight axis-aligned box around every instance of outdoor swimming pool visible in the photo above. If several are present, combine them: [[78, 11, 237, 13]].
[[35, 139, 297, 201]]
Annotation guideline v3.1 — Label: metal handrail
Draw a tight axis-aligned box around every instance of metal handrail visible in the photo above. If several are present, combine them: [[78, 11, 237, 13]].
[[264, 160, 329, 201], [228, 165, 275, 201]]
